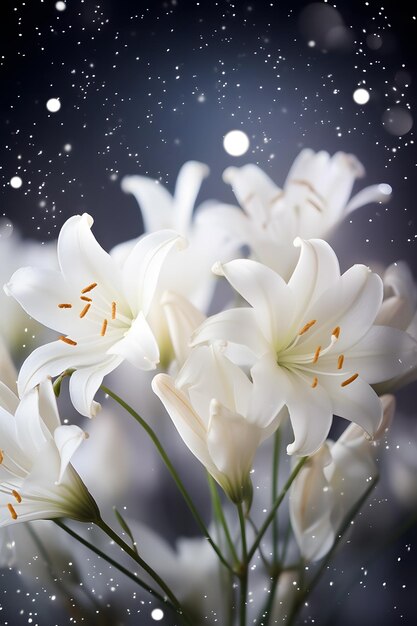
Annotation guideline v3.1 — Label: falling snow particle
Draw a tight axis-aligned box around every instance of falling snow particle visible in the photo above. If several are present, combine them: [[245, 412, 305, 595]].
[[223, 130, 250, 157], [46, 98, 61, 113], [64, 144, 72, 152], [353, 88, 370, 105], [10, 176, 22, 189], [55, 1, 66, 11]]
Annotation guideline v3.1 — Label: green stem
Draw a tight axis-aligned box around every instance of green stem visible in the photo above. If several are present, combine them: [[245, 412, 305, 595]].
[[54, 520, 170, 608], [258, 574, 280, 626], [95, 517, 187, 621], [101, 385, 232, 573], [287, 477, 379, 626], [271, 430, 281, 566], [207, 474, 238, 565], [248, 457, 308, 562], [237, 503, 248, 626]]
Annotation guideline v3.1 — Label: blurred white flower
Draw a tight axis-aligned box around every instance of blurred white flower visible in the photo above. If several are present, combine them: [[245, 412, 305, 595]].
[[5, 213, 184, 417], [289, 395, 395, 562], [218, 149, 390, 279], [193, 238, 417, 456], [152, 344, 282, 504], [0, 378, 98, 527], [0, 221, 57, 354], [120, 161, 236, 312], [375, 261, 417, 391]]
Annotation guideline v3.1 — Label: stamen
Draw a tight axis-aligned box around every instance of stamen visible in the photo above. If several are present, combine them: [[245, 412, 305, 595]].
[[311, 376, 318, 388], [332, 326, 341, 339], [337, 354, 344, 370], [0, 450, 3, 464], [341, 373, 359, 387], [312, 346, 321, 363], [80, 296, 92, 302], [79, 303, 91, 318], [111, 301, 116, 320], [81, 282, 97, 294], [7, 503, 17, 520], [307, 198, 323, 212], [58, 303, 72, 309], [12, 490, 22, 503], [101, 319, 108, 336], [59, 336, 77, 346], [291, 179, 325, 203], [299, 320, 317, 335]]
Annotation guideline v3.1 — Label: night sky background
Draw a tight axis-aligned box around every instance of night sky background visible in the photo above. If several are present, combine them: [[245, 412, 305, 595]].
[[1, 0, 417, 625]]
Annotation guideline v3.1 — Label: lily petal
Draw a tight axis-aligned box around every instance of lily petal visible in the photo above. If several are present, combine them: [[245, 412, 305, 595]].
[[161, 290, 205, 368], [345, 183, 391, 215], [54, 425, 88, 483], [69, 356, 122, 417], [108, 311, 159, 371], [173, 161, 209, 234], [121, 175, 174, 232]]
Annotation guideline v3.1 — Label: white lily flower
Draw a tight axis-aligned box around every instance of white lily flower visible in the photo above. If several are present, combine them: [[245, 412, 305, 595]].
[[289, 395, 395, 562], [152, 344, 282, 503], [0, 378, 99, 527], [192, 238, 417, 456], [5, 213, 185, 417], [120, 161, 236, 312], [219, 150, 391, 278], [375, 261, 417, 391]]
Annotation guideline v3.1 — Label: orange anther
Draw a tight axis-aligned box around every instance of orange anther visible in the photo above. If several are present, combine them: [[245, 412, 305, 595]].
[[0, 450, 3, 464], [299, 320, 317, 335], [7, 503, 17, 520], [12, 490, 22, 503], [337, 355, 344, 370], [59, 336, 77, 346], [312, 346, 321, 363], [111, 301, 116, 320], [79, 303, 91, 318], [80, 296, 92, 302], [332, 326, 341, 339], [311, 376, 318, 388], [341, 373, 359, 387], [101, 319, 108, 336], [81, 282, 97, 294], [58, 303, 72, 309]]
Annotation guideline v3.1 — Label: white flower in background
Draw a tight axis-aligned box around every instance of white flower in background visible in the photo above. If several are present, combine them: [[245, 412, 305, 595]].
[[375, 261, 417, 391], [120, 161, 236, 312], [217, 150, 391, 279], [289, 395, 395, 562], [152, 344, 282, 503], [0, 377, 98, 527], [0, 219, 57, 354], [5, 213, 185, 417], [193, 238, 417, 456]]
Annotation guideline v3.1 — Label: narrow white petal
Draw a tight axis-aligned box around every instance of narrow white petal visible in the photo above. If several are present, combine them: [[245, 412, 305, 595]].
[[0, 338, 18, 395], [57, 214, 123, 300], [191, 308, 270, 357], [345, 184, 391, 215], [37, 379, 61, 434], [54, 425, 88, 483], [69, 356, 123, 417], [14, 387, 49, 458], [0, 381, 19, 415], [151, 373, 215, 474], [319, 374, 382, 437], [161, 291, 205, 367], [223, 164, 281, 223], [173, 161, 209, 234], [207, 400, 261, 488], [122, 230, 186, 317], [121, 175, 174, 232], [285, 372, 333, 456], [5, 266, 82, 335], [108, 311, 160, 370], [248, 356, 288, 428], [213, 258, 293, 347], [288, 239, 341, 327], [342, 325, 417, 383]]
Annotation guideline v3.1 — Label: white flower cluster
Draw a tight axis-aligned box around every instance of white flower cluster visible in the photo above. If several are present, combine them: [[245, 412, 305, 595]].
[[1, 150, 416, 624]]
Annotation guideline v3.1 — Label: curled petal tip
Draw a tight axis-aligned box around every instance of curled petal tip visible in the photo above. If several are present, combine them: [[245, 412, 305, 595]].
[[80, 213, 94, 227], [175, 234, 188, 251], [209, 398, 222, 417], [222, 166, 239, 183], [212, 261, 225, 276], [293, 236, 303, 249]]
